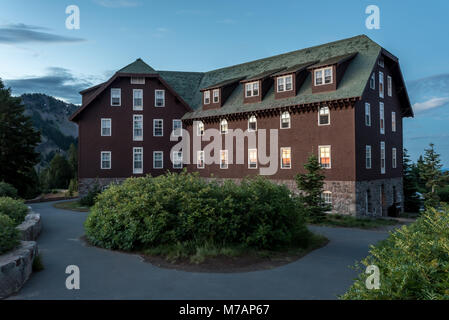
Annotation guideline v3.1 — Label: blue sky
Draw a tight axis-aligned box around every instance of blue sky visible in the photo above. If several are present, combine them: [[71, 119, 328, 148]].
[[1, 0, 448, 165]]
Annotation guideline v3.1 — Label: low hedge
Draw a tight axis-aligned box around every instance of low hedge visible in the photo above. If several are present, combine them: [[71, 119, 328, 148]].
[[341, 205, 449, 300], [0, 197, 28, 226], [85, 171, 311, 251], [0, 182, 18, 198], [0, 214, 20, 254]]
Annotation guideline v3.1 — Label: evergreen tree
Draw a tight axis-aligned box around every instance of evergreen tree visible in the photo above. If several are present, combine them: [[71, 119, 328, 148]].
[[46, 153, 72, 189], [419, 143, 446, 208], [295, 153, 330, 222], [403, 149, 421, 212], [0, 79, 41, 196], [67, 143, 78, 178], [415, 155, 427, 193]]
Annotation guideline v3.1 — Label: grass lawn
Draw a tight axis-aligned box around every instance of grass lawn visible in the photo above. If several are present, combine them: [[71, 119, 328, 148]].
[[53, 200, 90, 212], [311, 214, 401, 229]]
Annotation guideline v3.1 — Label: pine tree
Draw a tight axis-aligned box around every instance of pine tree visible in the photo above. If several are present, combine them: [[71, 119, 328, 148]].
[[68, 143, 78, 178], [419, 143, 446, 208], [295, 153, 330, 222], [47, 153, 72, 189], [403, 149, 421, 212]]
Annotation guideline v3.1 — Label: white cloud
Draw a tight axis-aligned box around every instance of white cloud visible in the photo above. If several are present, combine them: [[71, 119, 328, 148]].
[[413, 97, 449, 112]]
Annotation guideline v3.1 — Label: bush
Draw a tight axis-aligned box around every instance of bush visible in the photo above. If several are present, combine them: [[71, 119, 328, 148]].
[[0, 214, 20, 254], [341, 204, 449, 300], [0, 197, 28, 225], [85, 171, 310, 251], [438, 185, 449, 203], [79, 183, 101, 207], [0, 181, 18, 198]]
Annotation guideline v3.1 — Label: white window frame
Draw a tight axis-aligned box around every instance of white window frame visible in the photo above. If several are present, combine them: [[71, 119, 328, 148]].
[[378, 58, 384, 68], [245, 81, 259, 97], [248, 115, 257, 132], [280, 111, 291, 129], [370, 73, 375, 90], [277, 75, 293, 92], [366, 145, 372, 169], [153, 151, 163, 169], [133, 89, 143, 110], [213, 89, 219, 103], [133, 115, 143, 141], [220, 119, 228, 134], [204, 90, 210, 104], [319, 145, 331, 169], [133, 147, 143, 174], [380, 141, 386, 174], [153, 119, 163, 137], [155, 90, 165, 107], [220, 150, 228, 169], [365, 103, 371, 126], [322, 191, 332, 208], [387, 75, 392, 97], [379, 71, 384, 98], [197, 150, 205, 169], [130, 77, 145, 84], [172, 151, 183, 169], [314, 67, 333, 86], [280, 147, 291, 169], [392, 112, 396, 132], [110, 88, 121, 106], [392, 148, 397, 169], [248, 148, 258, 169], [172, 119, 182, 137], [101, 151, 111, 170], [380, 102, 385, 134], [101, 118, 111, 136], [197, 121, 204, 136], [318, 106, 330, 126]]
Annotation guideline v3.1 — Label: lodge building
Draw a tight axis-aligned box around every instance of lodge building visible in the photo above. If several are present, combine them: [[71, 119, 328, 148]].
[[70, 35, 413, 216]]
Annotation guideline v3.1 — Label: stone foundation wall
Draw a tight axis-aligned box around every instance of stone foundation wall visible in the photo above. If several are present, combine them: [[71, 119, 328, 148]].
[[79, 178, 127, 196], [17, 212, 42, 241]]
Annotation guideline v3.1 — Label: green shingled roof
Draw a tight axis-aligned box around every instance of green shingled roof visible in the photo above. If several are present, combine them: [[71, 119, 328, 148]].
[[118, 58, 157, 74]]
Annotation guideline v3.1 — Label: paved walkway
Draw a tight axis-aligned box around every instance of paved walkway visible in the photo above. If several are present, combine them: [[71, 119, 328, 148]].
[[9, 201, 391, 300]]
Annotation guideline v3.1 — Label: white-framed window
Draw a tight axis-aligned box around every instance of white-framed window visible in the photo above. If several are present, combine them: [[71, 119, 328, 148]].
[[392, 112, 396, 132], [387, 75, 392, 97], [280, 111, 291, 129], [380, 102, 385, 134], [379, 71, 384, 98], [153, 119, 163, 137], [370, 73, 375, 90], [101, 151, 111, 170], [365, 103, 371, 126], [197, 150, 205, 169], [153, 151, 163, 169], [172, 151, 183, 169], [204, 90, 210, 104], [245, 81, 259, 97], [111, 88, 121, 106], [248, 115, 257, 132], [314, 67, 333, 86], [220, 119, 228, 134], [380, 141, 386, 174], [366, 145, 372, 169], [318, 106, 330, 125], [133, 115, 143, 141], [280, 147, 291, 169], [101, 118, 111, 136], [378, 57, 384, 68], [248, 148, 257, 169], [213, 89, 219, 103], [155, 90, 165, 107], [172, 119, 182, 137], [220, 150, 228, 169], [392, 147, 397, 169], [277, 75, 293, 92], [319, 145, 331, 169], [133, 147, 143, 174], [133, 89, 143, 110], [197, 121, 204, 136], [130, 77, 145, 84], [322, 191, 332, 208]]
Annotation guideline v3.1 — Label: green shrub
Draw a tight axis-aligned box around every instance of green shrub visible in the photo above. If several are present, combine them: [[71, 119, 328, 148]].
[[79, 183, 101, 207], [341, 204, 449, 300], [0, 214, 20, 254], [0, 181, 18, 198], [0, 197, 28, 225], [85, 171, 310, 251]]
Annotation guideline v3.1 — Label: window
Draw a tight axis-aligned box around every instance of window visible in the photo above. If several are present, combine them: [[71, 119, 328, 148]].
[[245, 82, 259, 97], [133, 147, 143, 174], [172, 119, 182, 137], [101, 151, 111, 169], [378, 57, 384, 68], [155, 90, 165, 107], [220, 150, 228, 169], [153, 119, 163, 137], [101, 118, 111, 136], [204, 90, 210, 104], [111, 88, 121, 106], [380, 141, 386, 174], [322, 191, 332, 208], [213, 89, 219, 103], [380, 102, 385, 134], [392, 148, 397, 169], [131, 77, 145, 84], [197, 150, 205, 169], [220, 119, 228, 134], [319, 146, 331, 169], [173, 151, 183, 169], [197, 121, 204, 136], [133, 89, 143, 110], [277, 75, 293, 92], [366, 189, 372, 213], [387, 75, 392, 97], [365, 103, 371, 126], [370, 73, 375, 90], [379, 71, 384, 98], [314, 67, 333, 86], [248, 149, 257, 169], [248, 115, 257, 132], [133, 115, 143, 141], [392, 112, 396, 132], [366, 145, 372, 169], [280, 147, 291, 169], [318, 106, 330, 125], [153, 151, 163, 169], [280, 111, 291, 129]]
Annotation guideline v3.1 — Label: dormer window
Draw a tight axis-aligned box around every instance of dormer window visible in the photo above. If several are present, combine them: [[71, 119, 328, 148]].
[[245, 82, 259, 97], [314, 67, 333, 86], [248, 115, 257, 131], [277, 75, 293, 92], [220, 119, 228, 134], [213, 89, 219, 103], [204, 91, 210, 104]]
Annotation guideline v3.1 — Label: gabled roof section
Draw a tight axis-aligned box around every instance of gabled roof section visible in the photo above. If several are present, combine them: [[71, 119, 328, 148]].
[[117, 58, 157, 74], [271, 61, 318, 77], [241, 67, 286, 83], [307, 52, 358, 69], [201, 77, 246, 91]]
